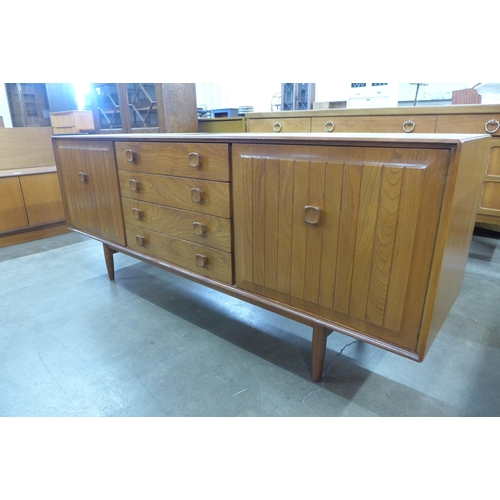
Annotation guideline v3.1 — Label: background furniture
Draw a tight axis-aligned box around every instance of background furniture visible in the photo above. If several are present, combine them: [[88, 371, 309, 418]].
[[281, 83, 315, 111], [50, 110, 95, 135], [0, 127, 66, 247], [52, 132, 489, 381], [246, 104, 500, 229], [90, 83, 198, 134]]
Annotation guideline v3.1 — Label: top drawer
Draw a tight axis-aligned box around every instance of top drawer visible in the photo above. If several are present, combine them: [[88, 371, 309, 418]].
[[436, 114, 500, 136], [311, 115, 437, 133], [115, 142, 230, 181], [246, 117, 311, 133]]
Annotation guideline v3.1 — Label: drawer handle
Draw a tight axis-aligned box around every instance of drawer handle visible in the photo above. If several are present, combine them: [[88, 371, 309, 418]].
[[191, 188, 204, 203], [189, 152, 203, 168], [402, 120, 415, 133], [125, 149, 137, 162], [324, 121, 335, 132], [273, 122, 282, 133], [78, 172, 88, 183], [132, 208, 143, 220], [193, 222, 207, 236], [135, 235, 146, 247], [485, 119, 500, 134], [304, 206, 321, 225], [129, 179, 140, 192], [195, 254, 208, 268]]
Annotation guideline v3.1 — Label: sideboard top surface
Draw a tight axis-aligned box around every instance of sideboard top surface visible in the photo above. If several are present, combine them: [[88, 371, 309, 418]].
[[51, 132, 490, 149]]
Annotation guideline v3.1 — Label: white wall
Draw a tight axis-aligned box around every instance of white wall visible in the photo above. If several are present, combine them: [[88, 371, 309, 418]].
[[0, 84, 13, 127]]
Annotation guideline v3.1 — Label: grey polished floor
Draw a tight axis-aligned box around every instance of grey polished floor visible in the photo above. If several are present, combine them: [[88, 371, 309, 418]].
[[1, 228, 499, 417]]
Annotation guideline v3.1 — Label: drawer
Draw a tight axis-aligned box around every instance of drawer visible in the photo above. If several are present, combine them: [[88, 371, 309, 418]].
[[436, 114, 500, 136], [119, 171, 231, 218], [126, 224, 233, 285], [122, 198, 232, 252], [480, 180, 500, 211], [115, 142, 230, 181], [311, 115, 437, 133], [246, 117, 311, 133]]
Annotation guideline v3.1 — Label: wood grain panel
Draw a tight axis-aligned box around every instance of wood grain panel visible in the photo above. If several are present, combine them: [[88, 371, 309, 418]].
[[349, 163, 382, 321], [20, 173, 65, 226], [115, 141, 230, 181], [481, 181, 500, 210], [125, 224, 233, 284], [384, 167, 425, 332], [366, 166, 403, 326], [251, 158, 267, 287], [333, 163, 362, 315], [276, 160, 294, 296], [121, 198, 232, 252], [487, 145, 500, 175], [0, 177, 28, 232], [264, 158, 280, 291], [53, 140, 126, 245], [318, 162, 343, 310], [118, 171, 231, 218]]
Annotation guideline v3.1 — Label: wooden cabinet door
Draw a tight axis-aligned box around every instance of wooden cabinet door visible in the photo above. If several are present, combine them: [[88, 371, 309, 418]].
[[53, 139, 126, 245], [0, 177, 29, 232], [233, 143, 450, 350], [20, 173, 65, 226]]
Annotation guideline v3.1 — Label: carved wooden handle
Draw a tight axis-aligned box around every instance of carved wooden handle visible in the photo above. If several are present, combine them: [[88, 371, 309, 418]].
[[129, 179, 140, 192], [304, 206, 321, 225], [195, 254, 208, 267], [193, 222, 207, 236], [189, 152, 203, 168], [191, 188, 204, 203], [125, 149, 136, 162], [132, 208, 143, 220], [135, 235, 146, 246], [78, 172, 88, 183]]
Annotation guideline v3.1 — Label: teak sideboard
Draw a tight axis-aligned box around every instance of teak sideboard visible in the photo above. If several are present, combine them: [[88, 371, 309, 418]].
[[52, 132, 489, 381]]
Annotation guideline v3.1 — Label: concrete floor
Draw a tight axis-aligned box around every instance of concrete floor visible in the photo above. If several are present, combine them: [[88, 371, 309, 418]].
[[0, 228, 499, 417]]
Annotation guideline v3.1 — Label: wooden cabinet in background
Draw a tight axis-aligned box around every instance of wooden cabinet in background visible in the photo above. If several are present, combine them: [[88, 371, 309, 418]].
[[90, 83, 198, 134], [52, 132, 490, 382]]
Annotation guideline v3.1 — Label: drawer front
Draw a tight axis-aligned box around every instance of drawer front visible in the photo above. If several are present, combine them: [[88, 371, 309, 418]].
[[246, 118, 311, 133], [480, 180, 500, 212], [115, 142, 230, 181], [119, 171, 231, 218], [311, 115, 437, 133], [122, 198, 232, 252], [436, 114, 500, 136], [126, 224, 233, 284]]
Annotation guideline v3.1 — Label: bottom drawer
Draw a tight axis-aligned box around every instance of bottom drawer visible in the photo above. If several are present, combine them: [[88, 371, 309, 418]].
[[125, 224, 233, 285]]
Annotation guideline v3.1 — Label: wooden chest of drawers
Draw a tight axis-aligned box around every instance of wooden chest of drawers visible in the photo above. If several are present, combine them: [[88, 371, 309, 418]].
[[115, 140, 233, 285], [52, 132, 490, 381]]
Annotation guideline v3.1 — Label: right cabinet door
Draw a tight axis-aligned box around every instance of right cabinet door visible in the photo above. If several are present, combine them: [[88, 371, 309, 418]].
[[53, 139, 126, 245], [232, 143, 450, 351]]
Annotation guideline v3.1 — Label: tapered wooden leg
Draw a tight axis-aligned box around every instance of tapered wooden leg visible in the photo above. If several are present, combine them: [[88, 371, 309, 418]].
[[103, 243, 117, 281], [311, 324, 332, 382]]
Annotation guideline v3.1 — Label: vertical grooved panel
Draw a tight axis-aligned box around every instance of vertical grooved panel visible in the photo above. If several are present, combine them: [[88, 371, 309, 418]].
[[252, 158, 267, 286], [349, 163, 383, 320], [366, 166, 403, 326], [334, 163, 362, 315], [384, 167, 424, 332], [303, 161, 326, 304], [276, 159, 294, 295], [264, 159, 280, 290], [290, 160, 309, 300], [318, 162, 343, 310]]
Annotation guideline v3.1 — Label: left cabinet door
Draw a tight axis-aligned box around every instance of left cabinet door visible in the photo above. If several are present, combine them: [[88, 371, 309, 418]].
[[53, 139, 126, 245], [0, 177, 29, 232]]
